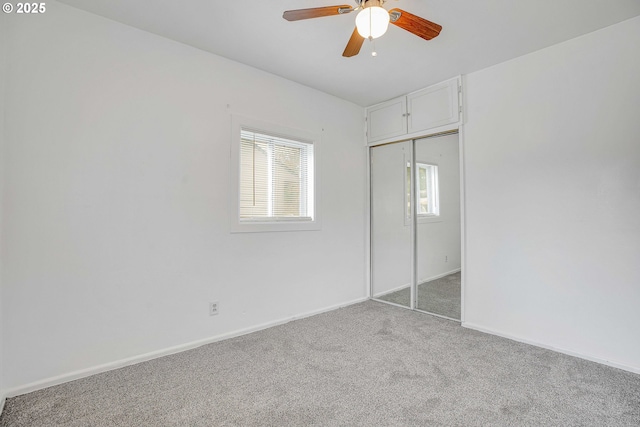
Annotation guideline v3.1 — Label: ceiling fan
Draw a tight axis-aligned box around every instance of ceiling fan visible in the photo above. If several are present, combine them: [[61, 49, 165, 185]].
[[283, 0, 442, 57]]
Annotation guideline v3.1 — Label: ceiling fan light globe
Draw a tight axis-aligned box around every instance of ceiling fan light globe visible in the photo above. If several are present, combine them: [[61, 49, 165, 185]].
[[355, 6, 390, 39]]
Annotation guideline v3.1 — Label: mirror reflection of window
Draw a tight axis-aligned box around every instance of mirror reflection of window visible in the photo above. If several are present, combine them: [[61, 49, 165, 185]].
[[406, 162, 439, 219]]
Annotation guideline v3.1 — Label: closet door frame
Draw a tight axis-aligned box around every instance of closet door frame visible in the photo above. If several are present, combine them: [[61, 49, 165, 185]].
[[368, 127, 465, 322]]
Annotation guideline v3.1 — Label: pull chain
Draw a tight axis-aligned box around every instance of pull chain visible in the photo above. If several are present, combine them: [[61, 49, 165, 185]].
[[368, 3, 378, 56]]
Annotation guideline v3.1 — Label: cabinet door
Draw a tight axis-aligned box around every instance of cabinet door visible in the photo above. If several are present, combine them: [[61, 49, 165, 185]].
[[367, 96, 407, 143], [407, 78, 459, 134]]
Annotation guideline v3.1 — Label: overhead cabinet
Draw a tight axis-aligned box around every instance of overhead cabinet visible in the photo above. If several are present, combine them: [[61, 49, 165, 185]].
[[367, 97, 408, 143], [366, 77, 461, 144]]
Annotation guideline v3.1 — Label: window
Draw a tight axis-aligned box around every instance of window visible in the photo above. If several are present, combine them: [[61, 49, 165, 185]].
[[240, 130, 313, 221], [231, 116, 320, 233], [406, 162, 439, 220]]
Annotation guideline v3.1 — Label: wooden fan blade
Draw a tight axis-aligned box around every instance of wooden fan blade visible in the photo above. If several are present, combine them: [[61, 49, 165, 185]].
[[283, 5, 353, 21], [389, 8, 442, 41], [342, 27, 365, 57]]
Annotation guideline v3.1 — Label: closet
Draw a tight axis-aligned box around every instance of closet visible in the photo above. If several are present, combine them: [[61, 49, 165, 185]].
[[368, 77, 463, 320]]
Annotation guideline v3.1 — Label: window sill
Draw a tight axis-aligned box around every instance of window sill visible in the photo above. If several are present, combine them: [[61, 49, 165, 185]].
[[231, 219, 321, 233], [418, 215, 443, 224], [405, 215, 444, 226], [240, 216, 312, 223]]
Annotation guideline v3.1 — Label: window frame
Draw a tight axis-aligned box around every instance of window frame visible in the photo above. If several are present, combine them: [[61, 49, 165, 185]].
[[230, 115, 321, 233]]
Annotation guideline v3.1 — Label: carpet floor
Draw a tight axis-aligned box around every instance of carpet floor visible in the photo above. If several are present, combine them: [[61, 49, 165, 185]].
[[378, 272, 461, 319], [1, 301, 639, 426]]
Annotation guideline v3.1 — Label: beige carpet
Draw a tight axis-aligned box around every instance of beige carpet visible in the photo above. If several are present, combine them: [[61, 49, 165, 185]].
[[1, 300, 639, 426]]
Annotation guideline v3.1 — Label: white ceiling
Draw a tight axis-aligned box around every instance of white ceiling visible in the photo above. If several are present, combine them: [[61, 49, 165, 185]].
[[57, 0, 640, 107]]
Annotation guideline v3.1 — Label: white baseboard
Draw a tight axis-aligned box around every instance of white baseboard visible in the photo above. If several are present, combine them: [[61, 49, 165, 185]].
[[373, 283, 410, 298], [462, 321, 640, 375], [417, 268, 461, 286], [0, 393, 6, 417], [6, 296, 369, 398], [373, 269, 461, 299]]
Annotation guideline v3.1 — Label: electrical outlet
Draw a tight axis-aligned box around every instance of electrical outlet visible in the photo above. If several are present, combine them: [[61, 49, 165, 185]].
[[209, 301, 219, 316]]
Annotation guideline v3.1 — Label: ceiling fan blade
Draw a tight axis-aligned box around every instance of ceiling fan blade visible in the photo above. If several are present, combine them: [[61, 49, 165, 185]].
[[342, 27, 365, 57], [389, 8, 442, 41], [283, 5, 353, 21]]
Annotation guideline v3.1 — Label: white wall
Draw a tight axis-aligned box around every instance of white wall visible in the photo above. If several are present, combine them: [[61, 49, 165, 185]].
[[463, 16, 640, 372], [1, 1, 366, 391]]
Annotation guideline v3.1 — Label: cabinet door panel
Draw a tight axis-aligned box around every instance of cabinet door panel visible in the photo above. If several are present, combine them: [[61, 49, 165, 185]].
[[367, 97, 407, 143], [407, 79, 459, 134]]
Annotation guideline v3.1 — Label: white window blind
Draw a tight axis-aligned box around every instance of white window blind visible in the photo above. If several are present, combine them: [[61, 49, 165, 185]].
[[239, 129, 314, 222]]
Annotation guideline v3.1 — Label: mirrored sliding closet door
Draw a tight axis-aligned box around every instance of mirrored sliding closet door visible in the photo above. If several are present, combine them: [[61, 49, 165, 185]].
[[370, 141, 412, 309], [414, 134, 461, 320], [371, 133, 462, 321]]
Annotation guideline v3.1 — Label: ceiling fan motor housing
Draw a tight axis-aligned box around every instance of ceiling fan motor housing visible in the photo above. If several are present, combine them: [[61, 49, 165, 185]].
[[358, 0, 384, 8]]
